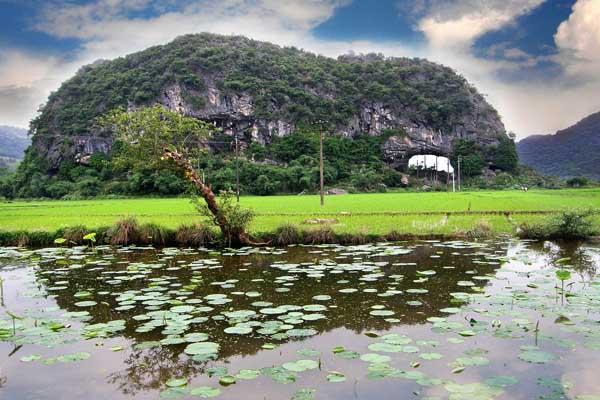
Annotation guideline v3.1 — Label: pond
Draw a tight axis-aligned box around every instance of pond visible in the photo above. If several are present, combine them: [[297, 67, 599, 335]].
[[1, 240, 600, 400]]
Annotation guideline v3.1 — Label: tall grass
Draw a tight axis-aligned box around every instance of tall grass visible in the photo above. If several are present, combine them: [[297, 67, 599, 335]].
[[108, 217, 140, 245], [175, 224, 216, 246]]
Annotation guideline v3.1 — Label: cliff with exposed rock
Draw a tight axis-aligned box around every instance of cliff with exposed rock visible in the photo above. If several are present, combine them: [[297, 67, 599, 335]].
[[24, 33, 510, 175]]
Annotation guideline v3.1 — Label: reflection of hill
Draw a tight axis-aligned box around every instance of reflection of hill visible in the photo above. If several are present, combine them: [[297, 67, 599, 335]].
[[36, 242, 506, 394]]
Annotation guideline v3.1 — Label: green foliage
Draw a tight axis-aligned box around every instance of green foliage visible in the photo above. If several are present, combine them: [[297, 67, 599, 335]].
[[192, 191, 254, 245], [252, 175, 279, 196], [492, 136, 518, 172], [566, 176, 590, 187], [273, 224, 303, 246], [555, 269, 571, 281], [19, 33, 499, 196], [518, 209, 597, 240], [549, 209, 596, 239], [351, 168, 384, 192], [451, 139, 485, 177], [100, 105, 213, 170]]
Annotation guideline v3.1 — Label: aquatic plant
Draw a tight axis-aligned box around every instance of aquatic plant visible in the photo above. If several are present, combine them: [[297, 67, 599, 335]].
[[82, 232, 96, 249]]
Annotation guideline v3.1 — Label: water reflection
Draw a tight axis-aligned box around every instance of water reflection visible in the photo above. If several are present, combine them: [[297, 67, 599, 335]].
[[0, 240, 599, 400]]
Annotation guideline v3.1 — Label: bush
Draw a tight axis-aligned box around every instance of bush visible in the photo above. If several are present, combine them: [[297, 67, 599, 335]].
[[518, 210, 597, 240], [350, 168, 383, 191], [61, 225, 88, 244], [253, 174, 279, 196], [192, 191, 254, 246], [464, 219, 493, 239], [566, 177, 589, 188], [75, 177, 101, 197], [46, 181, 75, 199]]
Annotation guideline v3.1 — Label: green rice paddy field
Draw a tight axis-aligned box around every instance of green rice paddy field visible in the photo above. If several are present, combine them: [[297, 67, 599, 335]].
[[2, 189, 600, 236]]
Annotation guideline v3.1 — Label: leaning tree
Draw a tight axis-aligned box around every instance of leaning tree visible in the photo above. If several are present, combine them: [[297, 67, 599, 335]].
[[100, 105, 254, 246]]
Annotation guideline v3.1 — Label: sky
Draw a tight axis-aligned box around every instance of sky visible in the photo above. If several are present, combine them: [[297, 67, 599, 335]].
[[1, 0, 600, 139]]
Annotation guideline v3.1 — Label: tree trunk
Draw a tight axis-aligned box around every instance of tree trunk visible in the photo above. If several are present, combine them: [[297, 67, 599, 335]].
[[163, 149, 253, 246]]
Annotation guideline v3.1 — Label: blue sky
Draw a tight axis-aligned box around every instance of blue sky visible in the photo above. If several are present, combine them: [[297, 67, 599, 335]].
[[0, 0, 599, 138]]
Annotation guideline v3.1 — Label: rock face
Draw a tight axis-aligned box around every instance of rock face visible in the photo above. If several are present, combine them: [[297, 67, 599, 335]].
[[26, 33, 509, 173], [517, 111, 600, 178]]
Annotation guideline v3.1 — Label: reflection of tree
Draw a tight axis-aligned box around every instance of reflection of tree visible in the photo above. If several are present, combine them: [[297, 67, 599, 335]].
[[107, 347, 205, 396], [34, 241, 507, 396], [533, 240, 597, 279]]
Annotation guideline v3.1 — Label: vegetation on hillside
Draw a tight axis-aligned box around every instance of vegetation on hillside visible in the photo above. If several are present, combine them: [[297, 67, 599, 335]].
[[30, 34, 486, 141], [517, 111, 600, 179], [8, 33, 516, 198], [1, 124, 526, 199]]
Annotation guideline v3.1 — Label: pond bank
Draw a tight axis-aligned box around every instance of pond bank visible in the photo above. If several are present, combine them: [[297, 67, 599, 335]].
[[2, 208, 597, 247], [0, 224, 467, 248]]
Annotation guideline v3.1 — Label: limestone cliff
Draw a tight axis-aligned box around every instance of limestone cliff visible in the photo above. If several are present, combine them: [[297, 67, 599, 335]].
[[26, 33, 509, 173]]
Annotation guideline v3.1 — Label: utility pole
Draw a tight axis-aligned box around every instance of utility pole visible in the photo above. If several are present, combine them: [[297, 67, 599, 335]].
[[319, 127, 325, 207], [235, 134, 240, 202], [435, 157, 439, 187], [416, 157, 420, 191], [446, 158, 450, 192], [452, 170, 456, 192], [457, 156, 462, 192]]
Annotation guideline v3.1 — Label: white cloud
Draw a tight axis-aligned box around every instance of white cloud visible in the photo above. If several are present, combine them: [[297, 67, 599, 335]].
[[417, 0, 545, 49], [1, 0, 600, 140], [0, 50, 70, 127], [555, 0, 600, 77], [412, 0, 600, 138]]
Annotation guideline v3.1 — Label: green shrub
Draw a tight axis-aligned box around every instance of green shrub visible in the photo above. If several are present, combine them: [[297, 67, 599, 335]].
[[566, 177, 589, 188], [192, 191, 254, 246], [464, 219, 493, 239], [518, 210, 597, 240]]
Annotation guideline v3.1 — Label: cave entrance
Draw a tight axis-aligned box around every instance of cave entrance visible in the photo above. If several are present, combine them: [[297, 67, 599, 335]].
[[407, 155, 455, 191]]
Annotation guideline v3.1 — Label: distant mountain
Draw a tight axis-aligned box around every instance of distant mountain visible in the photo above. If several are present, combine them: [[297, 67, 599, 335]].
[[517, 112, 600, 179], [0, 125, 29, 160]]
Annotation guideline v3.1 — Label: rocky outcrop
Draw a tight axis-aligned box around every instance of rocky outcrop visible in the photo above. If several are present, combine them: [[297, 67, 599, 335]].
[[27, 33, 509, 173]]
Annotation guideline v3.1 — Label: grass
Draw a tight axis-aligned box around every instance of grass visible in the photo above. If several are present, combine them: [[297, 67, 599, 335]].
[[1, 189, 599, 239]]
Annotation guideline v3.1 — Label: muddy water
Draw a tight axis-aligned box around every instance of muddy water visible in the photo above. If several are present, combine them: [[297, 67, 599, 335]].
[[1, 240, 599, 400]]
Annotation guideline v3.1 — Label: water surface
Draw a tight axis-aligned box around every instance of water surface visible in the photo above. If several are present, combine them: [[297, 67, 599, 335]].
[[1, 240, 600, 399]]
